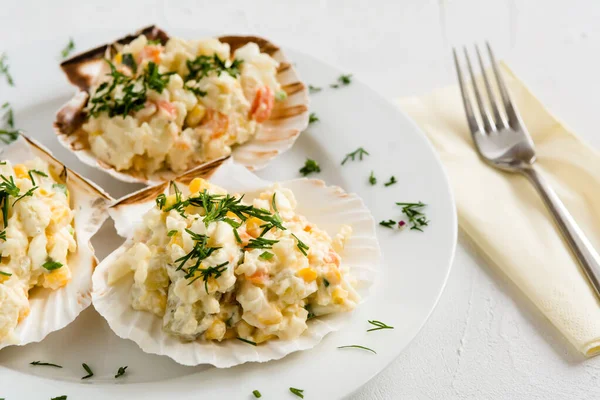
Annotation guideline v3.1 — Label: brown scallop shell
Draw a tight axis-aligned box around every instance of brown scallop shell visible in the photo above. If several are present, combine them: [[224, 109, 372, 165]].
[[54, 25, 309, 185]]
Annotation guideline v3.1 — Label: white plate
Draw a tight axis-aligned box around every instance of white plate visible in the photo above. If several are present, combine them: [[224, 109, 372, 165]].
[[0, 28, 457, 399]]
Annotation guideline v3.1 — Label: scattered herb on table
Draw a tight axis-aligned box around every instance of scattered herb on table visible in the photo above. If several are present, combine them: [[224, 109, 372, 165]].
[[367, 320, 394, 332], [2, 102, 14, 128], [299, 158, 320, 176], [237, 337, 257, 346], [30, 361, 63, 368], [115, 365, 128, 378], [337, 344, 377, 354], [61, 37, 75, 59], [369, 171, 377, 185], [341, 147, 369, 165], [384, 176, 397, 187], [308, 112, 319, 124], [330, 74, 352, 88], [0, 53, 14, 86], [289, 387, 305, 398], [396, 201, 429, 231], [379, 219, 396, 229], [51, 396, 67, 400], [308, 84, 322, 93], [252, 389, 262, 398], [81, 363, 94, 379]]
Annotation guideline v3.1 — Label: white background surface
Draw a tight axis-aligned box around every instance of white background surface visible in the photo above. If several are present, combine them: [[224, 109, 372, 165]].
[[2, 0, 600, 398]]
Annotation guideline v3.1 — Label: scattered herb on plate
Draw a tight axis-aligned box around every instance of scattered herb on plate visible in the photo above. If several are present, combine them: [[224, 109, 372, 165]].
[[289, 387, 305, 398], [337, 344, 377, 354], [2, 102, 14, 128], [115, 365, 128, 378], [330, 74, 352, 88], [384, 176, 397, 187], [341, 147, 369, 165], [81, 363, 94, 379], [30, 361, 63, 368], [0, 53, 14, 86], [252, 389, 262, 398], [61, 37, 75, 59], [397, 201, 429, 231], [367, 320, 394, 332], [369, 171, 377, 185], [308, 84, 322, 93], [237, 337, 257, 346], [299, 158, 320, 176], [308, 112, 319, 124]]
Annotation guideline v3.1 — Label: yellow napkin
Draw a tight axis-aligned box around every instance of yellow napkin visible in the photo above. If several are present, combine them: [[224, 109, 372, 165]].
[[398, 64, 600, 357]]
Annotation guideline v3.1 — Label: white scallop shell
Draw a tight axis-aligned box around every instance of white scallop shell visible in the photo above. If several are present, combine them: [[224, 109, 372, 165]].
[[54, 26, 309, 185], [0, 134, 111, 350], [92, 158, 379, 367]]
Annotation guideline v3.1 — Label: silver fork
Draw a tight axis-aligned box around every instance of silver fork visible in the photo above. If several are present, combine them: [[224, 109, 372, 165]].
[[454, 44, 600, 300]]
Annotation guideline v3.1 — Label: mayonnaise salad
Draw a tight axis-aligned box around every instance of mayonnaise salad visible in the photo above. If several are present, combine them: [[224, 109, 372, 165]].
[[0, 159, 76, 342], [82, 34, 284, 175], [108, 178, 359, 344]]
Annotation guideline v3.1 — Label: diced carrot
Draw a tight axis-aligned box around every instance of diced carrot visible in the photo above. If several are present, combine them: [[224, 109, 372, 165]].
[[248, 270, 267, 285], [249, 86, 274, 123], [157, 100, 177, 118], [201, 109, 229, 139], [138, 45, 162, 64], [324, 251, 341, 267]]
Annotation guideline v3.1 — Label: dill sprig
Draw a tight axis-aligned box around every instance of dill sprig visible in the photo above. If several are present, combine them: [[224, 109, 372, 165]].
[[245, 237, 279, 250], [342, 147, 369, 165], [81, 363, 94, 379], [237, 337, 257, 346], [379, 219, 396, 229], [369, 171, 377, 185], [291, 233, 309, 256], [27, 170, 47, 186], [0, 129, 19, 144], [30, 361, 63, 368], [337, 344, 377, 354], [115, 366, 128, 378], [61, 37, 76, 59], [185, 54, 243, 82], [330, 74, 352, 88], [308, 84, 322, 93], [308, 112, 319, 124], [396, 202, 429, 232], [42, 259, 63, 271], [367, 320, 394, 332], [289, 387, 305, 398], [88, 60, 174, 118], [299, 158, 320, 176], [2, 102, 14, 128], [0, 270, 10, 276], [0, 53, 14, 86], [384, 176, 397, 187]]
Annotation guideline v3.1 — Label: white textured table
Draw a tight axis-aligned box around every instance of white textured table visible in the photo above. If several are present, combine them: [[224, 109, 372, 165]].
[[2, 1, 600, 398]]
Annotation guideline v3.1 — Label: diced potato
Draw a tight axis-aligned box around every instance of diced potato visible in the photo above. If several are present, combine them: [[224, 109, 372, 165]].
[[204, 319, 226, 341]]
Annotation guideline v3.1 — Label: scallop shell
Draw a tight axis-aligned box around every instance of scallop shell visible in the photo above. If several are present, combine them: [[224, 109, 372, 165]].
[[54, 25, 309, 185], [92, 158, 379, 367], [0, 134, 111, 349]]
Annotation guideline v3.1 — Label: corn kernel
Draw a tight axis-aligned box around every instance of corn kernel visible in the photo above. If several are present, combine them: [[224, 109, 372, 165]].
[[114, 52, 123, 64], [13, 164, 27, 179], [43, 266, 71, 290], [188, 178, 207, 194], [245, 217, 263, 238], [164, 194, 178, 209], [205, 319, 226, 341], [185, 104, 206, 127], [90, 130, 103, 137], [254, 330, 276, 344], [298, 267, 317, 282], [17, 306, 30, 323], [38, 188, 49, 196], [332, 287, 348, 305]]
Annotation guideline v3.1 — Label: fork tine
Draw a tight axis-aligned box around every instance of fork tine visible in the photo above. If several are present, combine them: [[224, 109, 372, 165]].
[[476, 44, 508, 129], [486, 42, 524, 129], [463, 47, 496, 133], [453, 48, 483, 135]]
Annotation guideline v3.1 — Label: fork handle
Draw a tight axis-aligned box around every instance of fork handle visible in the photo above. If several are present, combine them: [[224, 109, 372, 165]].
[[522, 166, 600, 299]]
